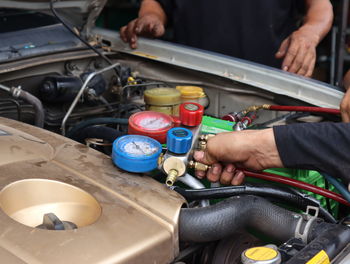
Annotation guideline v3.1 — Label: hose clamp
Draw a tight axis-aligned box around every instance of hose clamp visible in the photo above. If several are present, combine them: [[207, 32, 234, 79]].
[[11, 86, 22, 98], [294, 206, 319, 243]]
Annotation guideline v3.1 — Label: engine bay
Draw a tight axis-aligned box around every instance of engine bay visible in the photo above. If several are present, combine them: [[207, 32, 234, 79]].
[[0, 6, 349, 264]]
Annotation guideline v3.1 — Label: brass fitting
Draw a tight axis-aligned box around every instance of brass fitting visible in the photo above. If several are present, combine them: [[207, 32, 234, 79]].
[[199, 134, 215, 142], [198, 140, 207, 150], [166, 169, 179, 187], [242, 104, 271, 114], [188, 160, 211, 172]]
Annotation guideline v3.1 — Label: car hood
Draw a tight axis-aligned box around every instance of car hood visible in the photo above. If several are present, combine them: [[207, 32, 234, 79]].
[[0, 0, 107, 35]]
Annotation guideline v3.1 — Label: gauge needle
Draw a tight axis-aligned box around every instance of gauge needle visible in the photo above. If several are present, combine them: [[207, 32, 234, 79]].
[[132, 141, 146, 154]]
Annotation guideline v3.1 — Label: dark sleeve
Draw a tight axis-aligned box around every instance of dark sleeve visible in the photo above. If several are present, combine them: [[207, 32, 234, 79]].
[[273, 122, 350, 183], [155, 0, 174, 22]]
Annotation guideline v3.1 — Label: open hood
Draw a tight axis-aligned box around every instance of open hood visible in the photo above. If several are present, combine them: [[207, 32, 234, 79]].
[[0, 0, 107, 35]]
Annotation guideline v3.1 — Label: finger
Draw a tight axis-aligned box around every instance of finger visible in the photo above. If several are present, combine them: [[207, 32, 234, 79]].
[[282, 41, 299, 72], [287, 43, 305, 73], [305, 54, 316, 78], [218, 164, 235, 185], [152, 24, 165, 37], [119, 26, 128, 42], [296, 50, 314, 76], [126, 21, 138, 48], [195, 169, 206, 179], [124, 20, 136, 41], [275, 37, 290, 59], [231, 170, 245, 185], [342, 111, 350, 123], [207, 163, 222, 183], [135, 20, 145, 34], [193, 150, 217, 165], [340, 93, 350, 123]]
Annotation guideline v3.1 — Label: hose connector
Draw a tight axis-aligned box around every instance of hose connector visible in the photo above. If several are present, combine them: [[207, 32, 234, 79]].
[[166, 169, 179, 187], [188, 161, 211, 172]]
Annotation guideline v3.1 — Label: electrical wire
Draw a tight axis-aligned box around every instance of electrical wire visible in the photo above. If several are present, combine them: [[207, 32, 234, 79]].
[[324, 178, 333, 216], [244, 170, 350, 207], [322, 173, 350, 204], [49, 0, 121, 81]]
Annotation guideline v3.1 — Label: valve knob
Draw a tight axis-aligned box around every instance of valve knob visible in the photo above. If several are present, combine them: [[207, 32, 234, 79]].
[[167, 127, 193, 154], [179, 102, 204, 127]]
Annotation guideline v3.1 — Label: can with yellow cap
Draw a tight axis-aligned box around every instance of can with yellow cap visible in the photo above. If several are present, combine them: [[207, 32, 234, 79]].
[[241, 245, 281, 264], [176, 86, 209, 107], [144, 87, 182, 116]]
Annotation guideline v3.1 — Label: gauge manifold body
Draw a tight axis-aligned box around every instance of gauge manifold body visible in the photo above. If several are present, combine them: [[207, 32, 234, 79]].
[[128, 111, 174, 143], [112, 135, 162, 173]]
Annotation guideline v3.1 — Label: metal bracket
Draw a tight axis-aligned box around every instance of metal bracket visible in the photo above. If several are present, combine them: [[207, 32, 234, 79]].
[[294, 206, 319, 243]]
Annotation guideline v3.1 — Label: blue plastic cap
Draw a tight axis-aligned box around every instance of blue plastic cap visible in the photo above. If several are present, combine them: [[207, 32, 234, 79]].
[[167, 127, 193, 154]]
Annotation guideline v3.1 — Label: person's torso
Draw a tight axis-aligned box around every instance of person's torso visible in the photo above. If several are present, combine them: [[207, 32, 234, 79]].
[[167, 0, 303, 68]]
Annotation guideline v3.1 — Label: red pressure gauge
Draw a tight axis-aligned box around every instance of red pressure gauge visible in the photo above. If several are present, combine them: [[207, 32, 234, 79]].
[[179, 102, 204, 126], [128, 111, 175, 143]]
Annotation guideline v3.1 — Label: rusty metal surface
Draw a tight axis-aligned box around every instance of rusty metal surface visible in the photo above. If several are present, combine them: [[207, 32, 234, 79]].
[[0, 117, 184, 264]]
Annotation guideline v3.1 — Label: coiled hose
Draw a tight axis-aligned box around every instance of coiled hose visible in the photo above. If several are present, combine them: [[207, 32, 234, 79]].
[[174, 184, 336, 223], [179, 195, 306, 243]]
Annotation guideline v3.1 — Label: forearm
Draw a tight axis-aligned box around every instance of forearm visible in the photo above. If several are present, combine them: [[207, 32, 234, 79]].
[[139, 0, 167, 25], [301, 0, 333, 44], [274, 122, 350, 183]]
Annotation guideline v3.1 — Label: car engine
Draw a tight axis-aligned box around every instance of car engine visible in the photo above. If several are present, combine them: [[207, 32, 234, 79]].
[[0, 4, 349, 264]]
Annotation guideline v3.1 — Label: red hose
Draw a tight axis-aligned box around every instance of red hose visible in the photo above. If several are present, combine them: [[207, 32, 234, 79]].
[[268, 105, 340, 115], [244, 170, 350, 207]]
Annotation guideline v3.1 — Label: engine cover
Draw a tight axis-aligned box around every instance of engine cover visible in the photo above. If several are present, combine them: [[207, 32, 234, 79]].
[[0, 118, 184, 264]]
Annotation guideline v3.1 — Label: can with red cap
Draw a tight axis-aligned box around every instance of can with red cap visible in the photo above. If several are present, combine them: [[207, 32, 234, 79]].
[[179, 102, 204, 127]]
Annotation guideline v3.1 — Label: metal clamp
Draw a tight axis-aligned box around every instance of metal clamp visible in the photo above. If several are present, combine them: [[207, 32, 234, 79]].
[[294, 206, 319, 243]]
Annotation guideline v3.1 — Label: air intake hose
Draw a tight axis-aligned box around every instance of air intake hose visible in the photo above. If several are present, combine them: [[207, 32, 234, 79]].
[[179, 195, 306, 243]]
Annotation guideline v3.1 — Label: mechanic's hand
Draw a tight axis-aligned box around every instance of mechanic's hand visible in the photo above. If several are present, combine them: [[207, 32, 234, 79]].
[[193, 129, 283, 185], [340, 70, 350, 122], [275, 27, 319, 77], [120, 14, 165, 49]]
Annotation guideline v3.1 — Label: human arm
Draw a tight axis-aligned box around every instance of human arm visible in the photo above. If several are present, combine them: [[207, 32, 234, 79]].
[[340, 70, 350, 122], [119, 0, 167, 49], [194, 122, 350, 185], [275, 0, 333, 77]]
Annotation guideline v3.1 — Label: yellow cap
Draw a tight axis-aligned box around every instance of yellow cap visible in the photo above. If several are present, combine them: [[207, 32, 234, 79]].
[[176, 86, 206, 99], [244, 247, 278, 261], [144, 87, 181, 106]]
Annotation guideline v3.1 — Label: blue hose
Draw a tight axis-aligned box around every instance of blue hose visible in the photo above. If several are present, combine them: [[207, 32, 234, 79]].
[[322, 173, 350, 204]]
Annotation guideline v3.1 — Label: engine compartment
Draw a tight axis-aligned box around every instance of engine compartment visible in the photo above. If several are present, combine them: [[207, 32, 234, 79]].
[[0, 15, 349, 263]]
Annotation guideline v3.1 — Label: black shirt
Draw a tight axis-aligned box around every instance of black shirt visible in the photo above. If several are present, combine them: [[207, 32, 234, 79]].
[[156, 0, 304, 68], [274, 122, 350, 183]]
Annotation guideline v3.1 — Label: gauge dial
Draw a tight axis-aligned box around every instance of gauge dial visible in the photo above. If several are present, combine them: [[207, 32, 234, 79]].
[[128, 111, 175, 144], [112, 135, 162, 173]]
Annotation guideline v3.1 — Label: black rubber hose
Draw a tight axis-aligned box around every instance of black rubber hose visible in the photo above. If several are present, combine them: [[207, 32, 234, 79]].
[[286, 224, 350, 263], [179, 195, 304, 243], [71, 125, 125, 143], [17, 90, 45, 127], [66, 117, 129, 138], [174, 184, 336, 223]]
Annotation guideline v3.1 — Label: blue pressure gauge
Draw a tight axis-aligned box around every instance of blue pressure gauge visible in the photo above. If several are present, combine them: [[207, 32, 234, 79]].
[[112, 135, 162, 173], [167, 127, 193, 154]]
